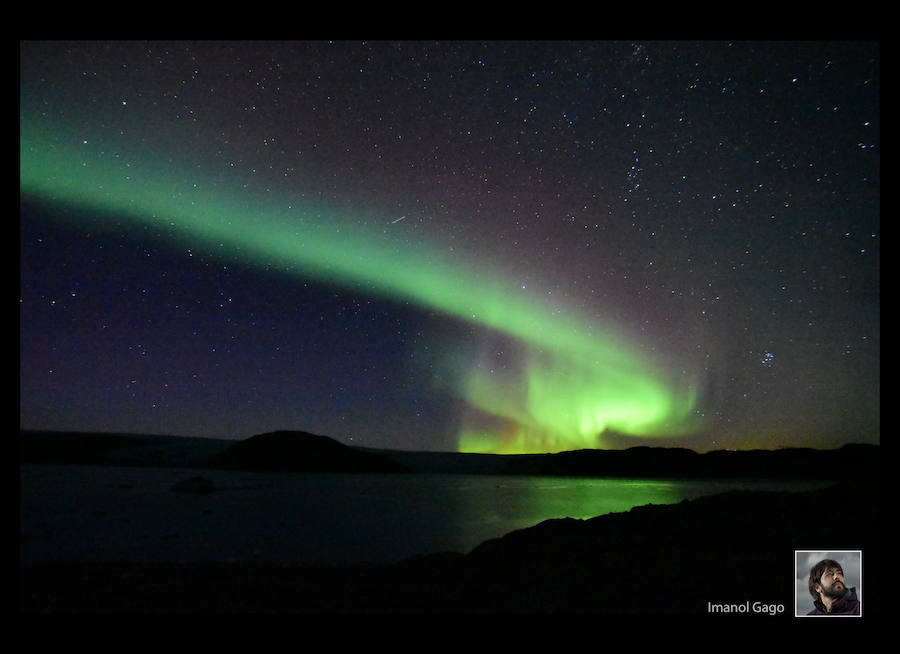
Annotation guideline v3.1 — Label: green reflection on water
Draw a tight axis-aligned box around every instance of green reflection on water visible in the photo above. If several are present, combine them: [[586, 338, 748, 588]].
[[446, 476, 829, 554]]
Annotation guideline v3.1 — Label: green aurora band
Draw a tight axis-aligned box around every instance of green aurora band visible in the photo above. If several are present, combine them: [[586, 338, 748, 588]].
[[20, 123, 700, 453]]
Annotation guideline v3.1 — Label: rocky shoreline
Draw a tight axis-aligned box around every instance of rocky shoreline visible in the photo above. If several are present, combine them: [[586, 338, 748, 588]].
[[20, 474, 879, 615]]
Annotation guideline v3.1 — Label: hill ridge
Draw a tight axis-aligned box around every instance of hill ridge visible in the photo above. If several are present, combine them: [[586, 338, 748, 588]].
[[20, 429, 879, 481]]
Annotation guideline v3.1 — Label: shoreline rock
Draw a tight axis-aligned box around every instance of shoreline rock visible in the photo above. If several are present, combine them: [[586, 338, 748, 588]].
[[20, 477, 880, 614]]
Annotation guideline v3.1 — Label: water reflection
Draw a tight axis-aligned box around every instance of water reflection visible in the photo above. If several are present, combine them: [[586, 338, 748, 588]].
[[20, 465, 830, 566]]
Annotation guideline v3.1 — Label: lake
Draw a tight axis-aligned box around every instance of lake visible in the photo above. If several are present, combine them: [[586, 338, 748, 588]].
[[20, 464, 831, 567]]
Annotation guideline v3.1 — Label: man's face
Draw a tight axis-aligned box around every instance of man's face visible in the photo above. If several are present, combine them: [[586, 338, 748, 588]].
[[817, 566, 848, 599]]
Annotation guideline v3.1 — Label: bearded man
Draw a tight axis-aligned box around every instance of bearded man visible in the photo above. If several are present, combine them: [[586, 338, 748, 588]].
[[807, 558, 861, 615]]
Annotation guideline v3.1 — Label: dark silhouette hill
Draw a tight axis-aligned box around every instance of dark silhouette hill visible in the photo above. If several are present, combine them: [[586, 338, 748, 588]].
[[20, 429, 878, 482], [202, 430, 411, 474], [501, 443, 879, 481], [371, 442, 879, 482]]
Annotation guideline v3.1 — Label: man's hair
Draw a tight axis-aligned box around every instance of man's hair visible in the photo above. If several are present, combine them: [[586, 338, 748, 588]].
[[808, 559, 844, 600]]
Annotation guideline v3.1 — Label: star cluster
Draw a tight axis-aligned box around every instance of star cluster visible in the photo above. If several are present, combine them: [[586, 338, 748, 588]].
[[20, 40, 879, 452]]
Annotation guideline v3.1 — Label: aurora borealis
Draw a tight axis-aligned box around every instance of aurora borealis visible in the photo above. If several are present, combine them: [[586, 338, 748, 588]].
[[21, 118, 698, 453], [20, 41, 879, 453]]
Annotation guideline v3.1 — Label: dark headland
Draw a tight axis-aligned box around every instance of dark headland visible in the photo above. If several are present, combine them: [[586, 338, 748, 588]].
[[20, 429, 880, 614], [19, 428, 878, 481]]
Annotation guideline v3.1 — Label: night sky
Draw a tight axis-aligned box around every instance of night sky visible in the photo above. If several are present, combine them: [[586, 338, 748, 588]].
[[19, 40, 879, 454]]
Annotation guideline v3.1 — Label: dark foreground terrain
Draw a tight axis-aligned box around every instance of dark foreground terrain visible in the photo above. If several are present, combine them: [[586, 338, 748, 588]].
[[21, 474, 879, 615]]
